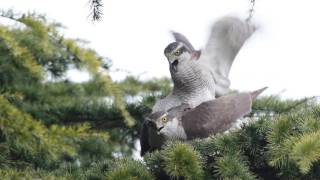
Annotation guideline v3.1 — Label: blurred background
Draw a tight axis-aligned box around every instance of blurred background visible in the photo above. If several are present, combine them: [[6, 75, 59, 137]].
[[2, 0, 320, 98]]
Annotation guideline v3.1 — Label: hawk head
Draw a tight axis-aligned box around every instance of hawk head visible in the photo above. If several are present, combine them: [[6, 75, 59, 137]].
[[164, 31, 202, 73], [145, 104, 191, 139], [164, 42, 193, 73]]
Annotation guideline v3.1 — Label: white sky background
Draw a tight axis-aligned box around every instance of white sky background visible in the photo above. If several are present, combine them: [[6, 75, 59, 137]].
[[1, 0, 320, 99]]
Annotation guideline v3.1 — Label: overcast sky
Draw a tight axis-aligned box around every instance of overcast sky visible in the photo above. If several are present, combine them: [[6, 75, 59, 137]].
[[1, 0, 320, 99]]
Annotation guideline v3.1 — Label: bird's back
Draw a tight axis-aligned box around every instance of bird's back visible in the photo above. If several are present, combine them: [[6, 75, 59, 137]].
[[152, 93, 182, 112], [181, 92, 252, 139]]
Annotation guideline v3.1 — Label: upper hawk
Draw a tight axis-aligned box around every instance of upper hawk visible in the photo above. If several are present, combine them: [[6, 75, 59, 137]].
[[152, 16, 256, 112]]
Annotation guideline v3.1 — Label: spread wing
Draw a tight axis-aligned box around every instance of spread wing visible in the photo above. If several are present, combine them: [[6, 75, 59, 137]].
[[171, 31, 196, 52], [181, 91, 259, 139], [171, 17, 256, 96], [171, 31, 201, 59], [202, 16, 256, 95]]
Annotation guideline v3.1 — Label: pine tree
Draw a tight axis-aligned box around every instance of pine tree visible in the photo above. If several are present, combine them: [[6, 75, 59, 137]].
[[0, 10, 168, 178]]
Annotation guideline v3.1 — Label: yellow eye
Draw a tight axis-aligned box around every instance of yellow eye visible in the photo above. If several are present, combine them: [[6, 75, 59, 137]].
[[174, 50, 181, 56], [162, 117, 168, 123]]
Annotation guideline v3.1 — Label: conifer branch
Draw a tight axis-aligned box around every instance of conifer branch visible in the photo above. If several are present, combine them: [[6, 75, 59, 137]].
[[88, 0, 103, 21]]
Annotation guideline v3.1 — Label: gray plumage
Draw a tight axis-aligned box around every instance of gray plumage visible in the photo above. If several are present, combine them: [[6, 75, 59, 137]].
[[140, 87, 267, 156], [152, 16, 256, 112]]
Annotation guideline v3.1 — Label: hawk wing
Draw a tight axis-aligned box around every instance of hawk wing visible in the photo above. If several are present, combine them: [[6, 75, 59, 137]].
[[140, 120, 151, 156], [140, 116, 167, 156], [171, 31, 196, 52], [181, 87, 266, 139], [171, 31, 201, 59], [202, 16, 256, 95], [171, 17, 256, 96]]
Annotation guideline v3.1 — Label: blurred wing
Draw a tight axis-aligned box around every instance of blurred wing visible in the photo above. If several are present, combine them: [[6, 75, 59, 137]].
[[140, 121, 151, 156], [171, 31, 196, 52], [181, 92, 253, 139], [203, 16, 256, 84]]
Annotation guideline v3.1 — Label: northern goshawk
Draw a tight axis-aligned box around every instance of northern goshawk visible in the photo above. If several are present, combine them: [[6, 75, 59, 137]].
[[152, 16, 256, 112]]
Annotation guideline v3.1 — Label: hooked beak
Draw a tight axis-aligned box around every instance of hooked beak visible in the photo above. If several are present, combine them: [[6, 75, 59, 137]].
[[146, 120, 163, 135], [171, 59, 179, 72], [157, 126, 164, 134]]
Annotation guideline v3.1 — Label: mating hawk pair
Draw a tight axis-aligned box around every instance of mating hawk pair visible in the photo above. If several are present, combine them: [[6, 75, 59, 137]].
[[141, 16, 261, 156]]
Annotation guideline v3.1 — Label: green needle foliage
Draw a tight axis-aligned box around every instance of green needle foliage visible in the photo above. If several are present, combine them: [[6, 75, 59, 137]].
[[1, 10, 320, 180], [0, 95, 108, 169], [106, 158, 154, 180], [291, 132, 320, 174], [215, 153, 255, 180], [140, 97, 320, 180], [163, 142, 204, 180]]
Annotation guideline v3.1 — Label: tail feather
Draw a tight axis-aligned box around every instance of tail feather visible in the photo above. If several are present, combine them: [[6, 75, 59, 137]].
[[250, 87, 268, 100]]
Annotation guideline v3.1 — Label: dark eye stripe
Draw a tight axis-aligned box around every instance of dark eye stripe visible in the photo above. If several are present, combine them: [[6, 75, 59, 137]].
[[179, 46, 188, 53], [176, 47, 187, 55], [164, 42, 179, 54], [146, 111, 166, 120]]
